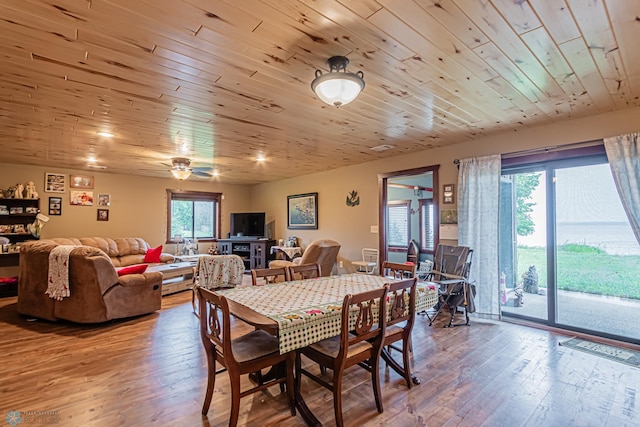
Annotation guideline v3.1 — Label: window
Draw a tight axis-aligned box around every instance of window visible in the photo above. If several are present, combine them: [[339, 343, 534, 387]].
[[419, 198, 435, 252], [166, 190, 221, 242], [388, 200, 410, 248]]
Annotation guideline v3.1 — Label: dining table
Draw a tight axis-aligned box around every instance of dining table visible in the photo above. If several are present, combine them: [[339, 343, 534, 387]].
[[215, 273, 439, 426]]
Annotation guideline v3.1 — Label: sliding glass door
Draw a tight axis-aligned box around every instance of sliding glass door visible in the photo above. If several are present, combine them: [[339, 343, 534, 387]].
[[500, 150, 640, 344]]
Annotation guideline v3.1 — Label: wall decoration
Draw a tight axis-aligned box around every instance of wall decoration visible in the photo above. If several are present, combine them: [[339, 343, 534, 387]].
[[69, 175, 94, 189], [443, 184, 455, 204], [45, 173, 66, 193], [441, 209, 458, 224], [48, 197, 62, 215], [287, 192, 318, 230], [346, 190, 360, 207], [70, 190, 93, 206], [98, 194, 111, 206], [97, 209, 109, 221]]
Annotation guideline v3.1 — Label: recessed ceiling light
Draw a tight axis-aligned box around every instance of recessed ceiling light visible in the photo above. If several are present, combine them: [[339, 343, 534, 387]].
[[87, 156, 97, 163], [370, 144, 394, 152], [97, 131, 114, 138], [213, 169, 220, 177], [256, 154, 266, 162]]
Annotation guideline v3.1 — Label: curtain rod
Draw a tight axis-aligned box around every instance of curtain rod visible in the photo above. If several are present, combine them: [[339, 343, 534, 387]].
[[452, 139, 603, 165]]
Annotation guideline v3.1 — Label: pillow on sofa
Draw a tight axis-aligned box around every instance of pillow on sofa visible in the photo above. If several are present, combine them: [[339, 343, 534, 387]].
[[117, 264, 148, 276], [143, 245, 163, 263]]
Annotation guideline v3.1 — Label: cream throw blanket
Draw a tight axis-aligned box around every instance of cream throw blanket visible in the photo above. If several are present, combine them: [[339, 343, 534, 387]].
[[46, 245, 77, 300]]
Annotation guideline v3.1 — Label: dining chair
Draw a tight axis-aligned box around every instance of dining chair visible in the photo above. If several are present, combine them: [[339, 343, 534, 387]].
[[251, 266, 290, 286], [197, 287, 295, 426], [381, 260, 416, 279], [382, 277, 419, 387], [352, 247, 379, 274], [297, 285, 389, 427], [288, 262, 321, 280]]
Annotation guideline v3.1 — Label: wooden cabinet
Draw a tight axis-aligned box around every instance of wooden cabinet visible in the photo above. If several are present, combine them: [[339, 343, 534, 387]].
[[217, 238, 275, 272], [0, 198, 40, 266]]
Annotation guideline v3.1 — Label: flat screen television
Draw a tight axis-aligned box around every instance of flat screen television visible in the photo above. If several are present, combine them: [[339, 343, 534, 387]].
[[230, 212, 266, 238]]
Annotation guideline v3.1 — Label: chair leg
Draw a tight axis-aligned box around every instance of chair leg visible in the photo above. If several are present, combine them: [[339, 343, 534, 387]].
[[402, 340, 412, 389], [371, 356, 384, 414], [229, 375, 241, 427], [332, 369, 344, 427], [202, 357, 216, 415]]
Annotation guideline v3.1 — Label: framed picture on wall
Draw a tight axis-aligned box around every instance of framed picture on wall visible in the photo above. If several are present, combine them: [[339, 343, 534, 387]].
[[69, 175, 94, 189], [97, 194, 110, 206], [443, 184, 455, 204], [45, 173, 66, 193], [287, 192, 318, 230], [70, 190, 93, 206], [49, 197, 62, 216], [97, 209, 109, 221]]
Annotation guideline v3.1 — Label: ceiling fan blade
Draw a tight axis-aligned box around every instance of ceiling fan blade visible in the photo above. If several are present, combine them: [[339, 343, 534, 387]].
[[193, 170, 212, 177]]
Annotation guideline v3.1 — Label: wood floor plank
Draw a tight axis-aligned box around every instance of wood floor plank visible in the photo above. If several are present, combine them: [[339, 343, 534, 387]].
[[1, 289, 639, 426]]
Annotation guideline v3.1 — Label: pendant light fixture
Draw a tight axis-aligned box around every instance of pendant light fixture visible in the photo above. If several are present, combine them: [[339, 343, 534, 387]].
[[311, 56, 365, 107], [170, 157, 193, 180]]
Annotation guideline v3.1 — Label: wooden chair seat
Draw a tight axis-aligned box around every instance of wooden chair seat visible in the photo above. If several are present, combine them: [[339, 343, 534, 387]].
[[230, 330, 281, 363], [307, 334, 373, 359]]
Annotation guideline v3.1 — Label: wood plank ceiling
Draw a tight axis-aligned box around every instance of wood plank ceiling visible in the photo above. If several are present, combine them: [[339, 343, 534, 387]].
[[0, 0, 638, 184]]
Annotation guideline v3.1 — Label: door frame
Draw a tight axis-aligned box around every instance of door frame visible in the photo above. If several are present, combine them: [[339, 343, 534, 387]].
[[378, 165, 440, 265]]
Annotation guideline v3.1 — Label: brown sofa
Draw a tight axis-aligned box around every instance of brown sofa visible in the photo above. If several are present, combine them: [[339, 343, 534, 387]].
[[17, 237, 174, 323]]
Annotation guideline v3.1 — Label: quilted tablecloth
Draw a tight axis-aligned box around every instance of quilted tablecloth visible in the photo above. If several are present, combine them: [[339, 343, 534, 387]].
[[195, 255, 245, 289], [219, 273, 438, 354]]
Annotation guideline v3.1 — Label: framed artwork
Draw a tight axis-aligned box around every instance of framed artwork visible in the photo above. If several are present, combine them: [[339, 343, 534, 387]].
[[443, 184, 455, 204], [441, 209, 458, 224], [49, 197, 62, 215], [287, 192, 318, 230], [97, 209, 109, 221], [97, 194, 110, 206], [69, 175, 94, 189], [45, 173, 66, 193], [70, 190, 93, 206]]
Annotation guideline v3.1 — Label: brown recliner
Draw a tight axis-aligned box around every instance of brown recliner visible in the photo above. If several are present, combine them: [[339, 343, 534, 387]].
[[269, 239, 340, 277]]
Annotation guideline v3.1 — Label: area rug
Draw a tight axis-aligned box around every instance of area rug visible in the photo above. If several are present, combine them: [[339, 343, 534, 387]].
[[559, 337, 640, 368]]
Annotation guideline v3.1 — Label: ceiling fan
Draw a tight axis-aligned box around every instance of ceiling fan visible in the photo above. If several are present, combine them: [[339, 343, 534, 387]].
[[163, 157, 215, 179]]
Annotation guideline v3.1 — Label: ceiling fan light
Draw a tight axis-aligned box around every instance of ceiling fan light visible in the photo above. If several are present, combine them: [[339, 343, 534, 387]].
[[170, 157, 192, 180], [311, 56, 364, 107], [171, 168, 192, 180]]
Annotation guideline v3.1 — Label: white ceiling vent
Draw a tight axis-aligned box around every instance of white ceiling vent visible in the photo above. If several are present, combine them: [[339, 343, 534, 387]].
[[370, 144, 394, 152]]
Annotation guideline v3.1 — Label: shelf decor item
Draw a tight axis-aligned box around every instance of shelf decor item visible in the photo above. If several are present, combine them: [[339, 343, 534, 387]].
[[287, 192, 318, 230]]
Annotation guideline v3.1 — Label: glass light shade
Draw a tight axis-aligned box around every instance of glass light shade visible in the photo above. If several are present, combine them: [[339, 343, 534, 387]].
[[311, 56, 365, 107], [312, 76, 364, 107], [171, 168, 192, 180]]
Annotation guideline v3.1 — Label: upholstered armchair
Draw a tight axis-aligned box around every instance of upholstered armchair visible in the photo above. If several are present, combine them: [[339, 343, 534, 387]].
[[269, 239, 340, 277]]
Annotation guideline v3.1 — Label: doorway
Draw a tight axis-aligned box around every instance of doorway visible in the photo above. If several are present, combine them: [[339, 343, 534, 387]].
[[499, 149, 640, 344], [378, 165, 440, 265]]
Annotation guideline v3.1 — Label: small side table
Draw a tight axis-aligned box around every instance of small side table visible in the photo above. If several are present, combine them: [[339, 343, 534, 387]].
[[270, 246, 302, 261]]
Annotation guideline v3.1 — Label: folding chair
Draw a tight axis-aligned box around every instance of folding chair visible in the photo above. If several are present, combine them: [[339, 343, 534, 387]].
[[424, 245, 475, 327]]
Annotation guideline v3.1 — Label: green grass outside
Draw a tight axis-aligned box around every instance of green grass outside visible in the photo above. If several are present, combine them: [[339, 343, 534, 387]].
[[516, 244, 640, 300]]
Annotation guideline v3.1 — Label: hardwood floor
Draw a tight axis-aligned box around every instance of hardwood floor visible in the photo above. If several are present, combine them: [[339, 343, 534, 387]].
[[1, 290, 638, 427]]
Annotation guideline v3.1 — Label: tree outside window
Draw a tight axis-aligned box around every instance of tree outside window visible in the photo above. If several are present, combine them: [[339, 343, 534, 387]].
[[166, 190, 221, 242]]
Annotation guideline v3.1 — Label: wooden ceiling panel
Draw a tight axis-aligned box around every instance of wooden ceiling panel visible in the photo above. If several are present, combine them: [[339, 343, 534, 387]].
[[0, 0, 638, 184]]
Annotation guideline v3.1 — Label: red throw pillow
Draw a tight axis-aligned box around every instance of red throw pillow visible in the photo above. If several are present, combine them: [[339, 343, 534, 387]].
[[143, 245, 163, 263], [117, 264, 148, 276]]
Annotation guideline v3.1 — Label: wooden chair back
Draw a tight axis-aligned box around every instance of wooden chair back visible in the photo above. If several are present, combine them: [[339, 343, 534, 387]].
[[197, 287, 295, 425], [381, 261, 416, 279], [338, 285, 389, 363], [251, 266, 290, 286], [288, 262, 321, 280], [387, 277, 418, 328]]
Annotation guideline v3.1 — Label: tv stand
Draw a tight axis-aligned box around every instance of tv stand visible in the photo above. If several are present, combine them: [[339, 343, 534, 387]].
[[218, 238, 275, 272]]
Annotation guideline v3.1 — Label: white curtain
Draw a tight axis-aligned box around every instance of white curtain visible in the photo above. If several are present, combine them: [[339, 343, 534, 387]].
[[603, 133, 640, 245], [458, 154, 501, 318]]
